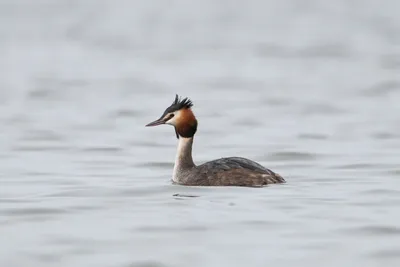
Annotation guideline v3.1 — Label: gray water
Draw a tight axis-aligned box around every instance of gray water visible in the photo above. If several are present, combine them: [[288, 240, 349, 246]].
[[1, 0, 400, 266]]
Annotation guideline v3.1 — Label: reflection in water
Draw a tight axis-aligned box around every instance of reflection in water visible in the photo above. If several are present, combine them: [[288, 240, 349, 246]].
[[172, 194, 200, 198]]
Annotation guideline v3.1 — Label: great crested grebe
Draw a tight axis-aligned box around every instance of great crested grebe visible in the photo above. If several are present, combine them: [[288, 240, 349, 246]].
[[145, 95, 285, 187]]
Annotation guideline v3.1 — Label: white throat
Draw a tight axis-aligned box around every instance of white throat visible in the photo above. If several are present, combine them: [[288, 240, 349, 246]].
[[172, 137, 195, 183]]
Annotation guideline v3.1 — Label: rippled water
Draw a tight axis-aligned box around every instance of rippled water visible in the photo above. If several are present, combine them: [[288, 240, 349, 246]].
[[1, 1, 400, 266]]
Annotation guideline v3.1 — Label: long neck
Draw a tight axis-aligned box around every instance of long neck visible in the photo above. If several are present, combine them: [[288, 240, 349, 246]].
[[175, 137, 195, 168], [173, 137, 195, 182]]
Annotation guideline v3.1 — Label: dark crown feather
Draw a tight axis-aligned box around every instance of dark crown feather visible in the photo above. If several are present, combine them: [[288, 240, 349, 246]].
[[171, 94, 193, 110]]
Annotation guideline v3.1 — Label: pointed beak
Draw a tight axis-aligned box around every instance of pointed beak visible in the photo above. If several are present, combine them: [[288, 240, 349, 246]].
[[145, 118, 165, 127]]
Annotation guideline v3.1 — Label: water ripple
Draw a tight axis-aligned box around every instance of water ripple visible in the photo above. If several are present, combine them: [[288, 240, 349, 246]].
[[267, 151, 317, 161], [340, 225, 400, 236]]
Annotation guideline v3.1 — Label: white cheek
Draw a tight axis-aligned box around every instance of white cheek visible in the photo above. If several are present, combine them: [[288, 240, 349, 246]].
[[165, 111, 181, 126], [166, 111, 181, 125], [166, 116, 177, 125]]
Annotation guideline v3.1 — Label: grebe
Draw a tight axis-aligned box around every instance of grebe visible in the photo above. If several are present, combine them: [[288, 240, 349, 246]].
[[145, 95, 285, 187]]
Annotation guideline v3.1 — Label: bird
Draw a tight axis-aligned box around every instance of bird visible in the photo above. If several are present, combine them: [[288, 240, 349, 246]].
[[145, 94, 285, 187]]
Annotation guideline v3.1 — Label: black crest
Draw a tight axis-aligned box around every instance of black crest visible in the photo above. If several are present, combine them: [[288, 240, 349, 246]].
[[166, 94, 193, 113]]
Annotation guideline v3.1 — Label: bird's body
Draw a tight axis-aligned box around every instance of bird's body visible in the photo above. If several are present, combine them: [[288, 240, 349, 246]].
[[146, 95, 285, 187]]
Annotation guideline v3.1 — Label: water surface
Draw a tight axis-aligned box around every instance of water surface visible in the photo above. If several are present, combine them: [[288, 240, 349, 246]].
[[1, 1, 400, 266]]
